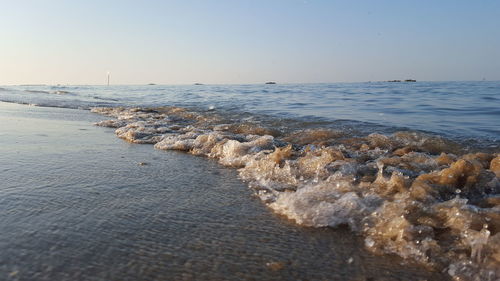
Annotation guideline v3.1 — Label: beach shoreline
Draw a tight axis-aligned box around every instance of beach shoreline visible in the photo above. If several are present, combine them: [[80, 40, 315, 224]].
[[0, 101, 448, 280]]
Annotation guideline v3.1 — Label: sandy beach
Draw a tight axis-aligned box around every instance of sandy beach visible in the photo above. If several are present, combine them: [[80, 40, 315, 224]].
[[0, 102, 449, 280]]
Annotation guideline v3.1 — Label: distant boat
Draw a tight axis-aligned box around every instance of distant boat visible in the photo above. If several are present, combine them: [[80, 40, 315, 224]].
[[194, 83, 204, 85], [386, 79, 416, 82], [147, 83, 156, 85], [265, 81, 276, 84]]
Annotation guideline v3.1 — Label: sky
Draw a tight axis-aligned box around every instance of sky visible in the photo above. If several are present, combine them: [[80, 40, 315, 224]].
[[0, 0, 499, 85]]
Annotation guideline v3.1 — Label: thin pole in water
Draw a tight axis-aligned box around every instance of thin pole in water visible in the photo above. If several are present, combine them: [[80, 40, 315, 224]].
[[107, 71, 110, 86]]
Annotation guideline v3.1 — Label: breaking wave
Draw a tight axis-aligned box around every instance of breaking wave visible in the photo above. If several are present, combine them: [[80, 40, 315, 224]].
[[91, 106, 500, 281]]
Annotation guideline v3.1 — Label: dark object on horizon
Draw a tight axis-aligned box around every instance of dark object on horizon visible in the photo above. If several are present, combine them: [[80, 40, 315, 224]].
[[386, 79, 417, 82], [148, 83, 156, 85], [265, 82, 277, 84], [194, 83, 204, 85]]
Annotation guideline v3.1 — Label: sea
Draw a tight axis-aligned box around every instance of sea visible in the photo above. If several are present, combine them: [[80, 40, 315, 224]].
[[1, 82, 499, 147], [0, 81, 499, 280]]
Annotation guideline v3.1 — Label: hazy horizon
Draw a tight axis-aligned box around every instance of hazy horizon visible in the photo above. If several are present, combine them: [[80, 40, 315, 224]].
[[2, 79, 500, 87], [1, 0, 499, 85]]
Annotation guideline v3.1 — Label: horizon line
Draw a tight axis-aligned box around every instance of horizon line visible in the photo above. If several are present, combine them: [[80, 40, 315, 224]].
[[1, 79, 499, 87]]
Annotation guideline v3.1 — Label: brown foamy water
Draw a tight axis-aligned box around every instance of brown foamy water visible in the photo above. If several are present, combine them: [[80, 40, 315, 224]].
[[91, 105, 500, 280]]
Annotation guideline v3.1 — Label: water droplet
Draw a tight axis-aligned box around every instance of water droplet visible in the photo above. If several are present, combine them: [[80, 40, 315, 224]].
[[365, 238, 375, 248]]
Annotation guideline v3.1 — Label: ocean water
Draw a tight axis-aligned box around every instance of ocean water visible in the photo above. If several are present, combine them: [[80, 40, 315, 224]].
[[1, 82, 499, 280], [0, 81, 499, 147]]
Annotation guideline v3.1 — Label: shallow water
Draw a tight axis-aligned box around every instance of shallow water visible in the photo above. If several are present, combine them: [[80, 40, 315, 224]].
[[0, 103, 445, 280], [87, 103, 499, 280]]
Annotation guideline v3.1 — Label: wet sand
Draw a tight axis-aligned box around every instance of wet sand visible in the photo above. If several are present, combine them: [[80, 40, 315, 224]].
[[0, 102, 447, 280]]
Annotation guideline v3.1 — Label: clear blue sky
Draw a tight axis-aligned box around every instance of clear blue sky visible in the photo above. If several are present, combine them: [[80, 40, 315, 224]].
[[1, 0, 499, 84]]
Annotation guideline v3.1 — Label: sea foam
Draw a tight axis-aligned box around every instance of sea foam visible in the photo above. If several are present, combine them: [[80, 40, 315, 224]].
[[92, 106, 500, 281]]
